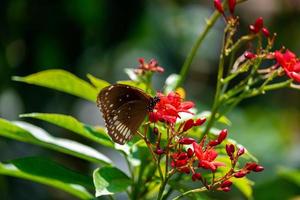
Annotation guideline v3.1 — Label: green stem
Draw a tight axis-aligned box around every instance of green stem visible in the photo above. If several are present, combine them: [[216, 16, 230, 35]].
[[175, 11, 221, 88], [172, 187, 207, 200], [201, 24, 228, 138]]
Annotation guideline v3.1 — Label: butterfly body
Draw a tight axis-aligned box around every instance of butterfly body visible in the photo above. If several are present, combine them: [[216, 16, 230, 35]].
[[97, 84, 159, 144]]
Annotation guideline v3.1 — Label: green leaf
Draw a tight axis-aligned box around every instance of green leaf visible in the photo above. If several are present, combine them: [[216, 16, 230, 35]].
[[164, 74, 180, 93], [278, 167, 300, 187], [20, 113, 114, 148], [117, 80, 147, 91], [232, 177, 254, 199], [0, 157, 93, 200], [86, 74, 110, 91], [93, 167, 131, 197], [12, 69, 98, 101], [0, 118, 112, 165]]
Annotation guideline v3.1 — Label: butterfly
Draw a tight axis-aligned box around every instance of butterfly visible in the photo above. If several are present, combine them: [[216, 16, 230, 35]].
[[97, 84, 160, 145]]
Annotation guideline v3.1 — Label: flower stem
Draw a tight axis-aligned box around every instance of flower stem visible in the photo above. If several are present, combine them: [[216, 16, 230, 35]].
[[172, 187, 207, 200]]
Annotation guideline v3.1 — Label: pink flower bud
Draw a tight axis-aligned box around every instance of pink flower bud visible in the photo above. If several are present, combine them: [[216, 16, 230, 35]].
[[244, 51, 256, 59], [192, 173, 202, 181], [237, 147, 245, 156], [254, 165, 264, 172], [262, 27, 270, 37], [217, 129, 228, 143], [221, 180, 233, 188], [187, 148, 194, 158], [179, 138, 196, 145], [155, 148, 164, 155], [234, 170, 247, 178], [153, 127, 159, 135], [214, 0, 224, 15], [228, 0, 236, 14]]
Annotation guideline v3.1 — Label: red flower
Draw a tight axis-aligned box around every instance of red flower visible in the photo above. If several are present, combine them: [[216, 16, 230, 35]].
[[193, 142, 225, 172], [149, 92, 195, 124], [275, 50, 300, 82], [135, 58, 164, 75]]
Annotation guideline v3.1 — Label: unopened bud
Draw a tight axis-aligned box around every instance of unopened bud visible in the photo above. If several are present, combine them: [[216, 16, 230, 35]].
[[179, 137, 196, 145], [187, 148, 194, 158], [214, 0, 224, 15], [209, 140, 219, 147], [237, 147, 245, 156], [254, 165, 264, 172], [262, 27, 270, 37], [155, 148, 164, 155], [192, 173, 202, 181], [221, 180, 233, 188], [234, 170, 247, 178], [228, 0, 236, 14], [244, 51, 256, 59], [153, 127, 159, 135], [217, 129, 228, 143], [221, 186, 231, 192]]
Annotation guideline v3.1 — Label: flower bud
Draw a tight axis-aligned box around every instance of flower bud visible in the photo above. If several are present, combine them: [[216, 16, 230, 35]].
[[155, 148, 164, 155], [237, 147, 245, 156], [254, 17, 264, 31], [153, 127, 159, 135], [179, 137, 196, 145], [175, 159, 188, 167], [221, 180, 233, 188], [183, 119, 194, 132], [228, 0, 236, 14], [192, 173, 202, 181], [209, 140, 219, 147], [217, 129, 228, 143], [194, 118, 206, 126], [262, 27, 270, 37], [244, 51, 256, 59], [234, 170, 247, 178], [214, 0, 224, 15], [187, 148, 194, 158], [221, 187, 231, 192], [178, 152, 188, 160], [180, 167, 190, 174], [254, 165, 264, 172], [245, 162, 258, 171], [226, 144, 235, 158]]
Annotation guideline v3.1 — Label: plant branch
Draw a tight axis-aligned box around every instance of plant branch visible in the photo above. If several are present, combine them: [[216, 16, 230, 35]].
[[172, 187, 207, 200]]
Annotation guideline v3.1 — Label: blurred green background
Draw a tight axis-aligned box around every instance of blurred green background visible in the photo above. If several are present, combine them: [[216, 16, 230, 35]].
[[0, 0, 300, 199]]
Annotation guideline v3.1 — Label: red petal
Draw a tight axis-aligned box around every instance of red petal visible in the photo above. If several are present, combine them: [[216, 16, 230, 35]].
[[290, 72, 300, 82]]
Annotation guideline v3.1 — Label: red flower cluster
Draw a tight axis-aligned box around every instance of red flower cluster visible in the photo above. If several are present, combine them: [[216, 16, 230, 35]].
[[171, 129, 228, 181], [134, 58, 164, 75], [149, 92, 194, 124], [275, 50, 300, 83], [249, 17, 270, 37]]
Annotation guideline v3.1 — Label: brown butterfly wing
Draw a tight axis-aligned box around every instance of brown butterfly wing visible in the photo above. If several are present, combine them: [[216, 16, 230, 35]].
[[97, 84, 151, 144]]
